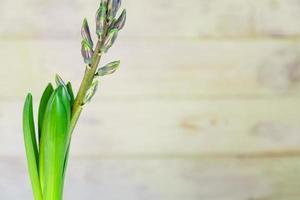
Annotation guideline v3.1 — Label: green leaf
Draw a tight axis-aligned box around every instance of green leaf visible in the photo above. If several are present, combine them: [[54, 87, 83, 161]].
[[38, 83, 54, 142], [62, 105, 83, 181], [23, 94, 43, 200], [54, 74, 73, 103], [96, 60, 120, 76], [66, 82, 75, 107], [59, 86, 72, 124], [83, 80, 99, 104], [39, 86, 71, 200]]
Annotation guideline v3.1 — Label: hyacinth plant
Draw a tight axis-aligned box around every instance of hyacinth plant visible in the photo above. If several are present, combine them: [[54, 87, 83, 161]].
[[22, 1, 126, 200]]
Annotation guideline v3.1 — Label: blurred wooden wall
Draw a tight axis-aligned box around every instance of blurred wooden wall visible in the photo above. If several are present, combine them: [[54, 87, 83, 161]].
[[0, 0, 300, 199]]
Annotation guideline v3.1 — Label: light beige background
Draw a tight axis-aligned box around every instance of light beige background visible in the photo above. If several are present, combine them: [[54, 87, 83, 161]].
[[0, 0, 300, 199]]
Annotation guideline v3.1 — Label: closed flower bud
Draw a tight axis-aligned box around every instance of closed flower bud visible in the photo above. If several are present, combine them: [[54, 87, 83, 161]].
[[101, 28, 118, 53], [81, 40, 94, 65], [81, 18, 93, 48], [96, 2, 107, 39], [113, 9, 126, 30], [107, 0, 121, 21], [83, 80, 99, 104], [96, 61, 120, 76]]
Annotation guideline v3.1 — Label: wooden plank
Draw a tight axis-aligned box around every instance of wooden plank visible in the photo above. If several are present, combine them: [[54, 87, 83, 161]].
[[254, 0, 300, 37], [1, 39, 300, 99], [0, 0, 300, 38], [2, 97, 300, 156], [2, 157, 300, 200]]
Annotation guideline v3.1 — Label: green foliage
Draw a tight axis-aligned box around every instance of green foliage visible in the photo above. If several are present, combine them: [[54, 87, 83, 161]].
[[23, 79, 73, 200], [23, 94, 43, 200], [38, 84, 54, 141], [40, 86, 71, 200], [66, 82, 75, 106]]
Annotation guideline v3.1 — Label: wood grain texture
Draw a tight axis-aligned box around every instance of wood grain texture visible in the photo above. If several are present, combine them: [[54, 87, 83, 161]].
[[1, 0, 300, 38], [0, 1, 299, 199], [1, 157, 300, 200], [1, 39, 300, 99], [1, 98, 299, 156]]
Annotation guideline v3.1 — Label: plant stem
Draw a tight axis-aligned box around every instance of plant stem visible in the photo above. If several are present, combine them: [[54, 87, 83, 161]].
[[71, 17, 109, 130], [72, 41, 102, 116], [61, 39, 104, 187]]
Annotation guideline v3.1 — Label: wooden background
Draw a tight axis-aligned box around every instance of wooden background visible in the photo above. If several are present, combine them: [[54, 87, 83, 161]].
[[0, 0, 300, 199]]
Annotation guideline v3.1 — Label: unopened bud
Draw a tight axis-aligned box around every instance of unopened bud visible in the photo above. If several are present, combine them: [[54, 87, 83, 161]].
[[96, 60, 120, 76], [107, 0, 121, 21], [81, 40, 94, 65], [81, 18, 93, 48], [101, 28, 118, 53], [96, 2, 107, 39], [113, 9, 126, 30]]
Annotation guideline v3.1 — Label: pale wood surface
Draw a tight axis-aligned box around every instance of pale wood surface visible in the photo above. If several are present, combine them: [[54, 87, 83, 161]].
[[1, 157, 300, 200], [0, 0, 300, 199], [1, 0, 300, 38], [1, 98, 300, 156], [1, 39, 300, 99]]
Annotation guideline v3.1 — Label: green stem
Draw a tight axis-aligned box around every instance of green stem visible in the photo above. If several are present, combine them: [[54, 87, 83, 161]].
[[70, 37, 105, 131], [71, 19, 109, 131], [72, 41, 102, 116], [61, 36, 105, 194]]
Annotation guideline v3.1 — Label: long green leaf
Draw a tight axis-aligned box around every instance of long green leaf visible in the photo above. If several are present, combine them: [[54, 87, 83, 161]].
[[23, 94, 43, 200], [38, 83, 54, 194], [54, 74, 73, 104], [39, 86, 71, 200], [38, 83, 54, 141], [63, 105, 83, 180]]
